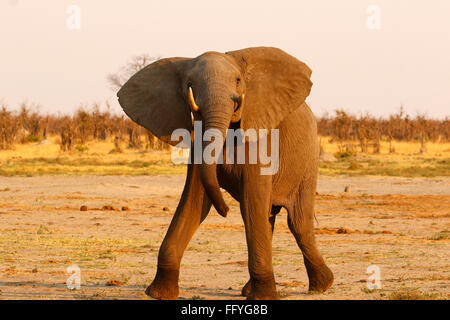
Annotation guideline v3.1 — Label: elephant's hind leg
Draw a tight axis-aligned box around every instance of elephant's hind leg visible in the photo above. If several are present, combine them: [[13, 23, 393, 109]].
[[146, 163, 212, 300], [287, 181, 333, 293]]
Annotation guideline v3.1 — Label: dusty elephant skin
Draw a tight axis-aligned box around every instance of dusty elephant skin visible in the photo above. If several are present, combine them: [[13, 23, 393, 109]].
[[117, 47, 334, 300]]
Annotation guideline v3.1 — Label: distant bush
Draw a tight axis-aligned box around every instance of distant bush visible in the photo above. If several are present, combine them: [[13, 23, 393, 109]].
[[0, 102, 447, 154], [317, 106, 449, 154], [26, 135, 41, 143], [0, 101, 170, 152], [0, 105, 19, 150], [75, 144, 89, 153], [336, 151, 355, 158]]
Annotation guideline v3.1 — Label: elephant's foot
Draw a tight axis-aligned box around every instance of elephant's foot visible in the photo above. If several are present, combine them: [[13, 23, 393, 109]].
[[246, 276, 279, 300], [307, 263, 334, 293], [145, 268, 179, 300], [241, 280, 251, 297]]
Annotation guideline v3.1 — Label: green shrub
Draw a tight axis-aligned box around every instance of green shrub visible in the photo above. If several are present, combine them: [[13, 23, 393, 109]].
[[26, 135, 41, 143], [75, 144, 89, 153]]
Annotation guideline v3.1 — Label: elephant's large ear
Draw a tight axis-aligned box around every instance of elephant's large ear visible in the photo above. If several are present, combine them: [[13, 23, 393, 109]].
[[117, 57, 192, 146], [226, 47, 312, 131]]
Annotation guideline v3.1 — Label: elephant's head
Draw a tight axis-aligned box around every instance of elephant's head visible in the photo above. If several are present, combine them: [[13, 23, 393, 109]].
[[117, 47, 313, 217]]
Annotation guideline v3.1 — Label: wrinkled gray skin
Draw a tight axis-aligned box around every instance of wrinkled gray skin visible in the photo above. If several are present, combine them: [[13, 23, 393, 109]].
[[117, 47, 333, 300]]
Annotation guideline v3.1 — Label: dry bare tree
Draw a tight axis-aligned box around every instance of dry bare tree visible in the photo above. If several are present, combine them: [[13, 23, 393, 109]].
[[59, 116, 74, 152], [0, 103, 19, 149], [107, 54, 161, 91]]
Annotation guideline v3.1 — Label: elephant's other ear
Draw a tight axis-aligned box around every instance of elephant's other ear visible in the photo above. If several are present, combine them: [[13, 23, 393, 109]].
[[117, 57, 192, 146], [226, 47, 312, 131]]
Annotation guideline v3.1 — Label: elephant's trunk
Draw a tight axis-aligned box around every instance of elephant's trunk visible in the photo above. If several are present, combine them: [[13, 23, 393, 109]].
[[198, 114, 230, 218], [199, 159, 228, 217]]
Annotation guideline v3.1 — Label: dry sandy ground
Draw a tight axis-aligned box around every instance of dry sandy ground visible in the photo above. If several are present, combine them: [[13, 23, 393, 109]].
[[0, 175, 448, 300]]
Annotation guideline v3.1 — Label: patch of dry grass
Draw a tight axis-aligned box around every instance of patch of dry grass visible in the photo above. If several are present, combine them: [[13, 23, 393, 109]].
[[0, 137, 184, 176], [319, 137, 449, 177], [389, 288, 442, 300], [0, 135, 449, 177], [427, 230, 450, 241], [320, 136, 450, 156]]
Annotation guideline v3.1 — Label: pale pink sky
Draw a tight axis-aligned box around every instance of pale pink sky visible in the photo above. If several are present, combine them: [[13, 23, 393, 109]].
[[1, 0, 449, 118]]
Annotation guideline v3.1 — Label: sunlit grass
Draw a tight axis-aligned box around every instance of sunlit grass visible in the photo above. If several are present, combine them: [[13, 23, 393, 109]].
[[319, 157, 449, 177], [0, 135, 448, 177], [0, 137, 185, 176], [319, 136, 449, 177], [320, 136, 450, 157]]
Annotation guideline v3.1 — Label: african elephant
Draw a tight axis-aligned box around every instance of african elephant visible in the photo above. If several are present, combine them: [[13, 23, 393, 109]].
[[117, 47, 333, 300]]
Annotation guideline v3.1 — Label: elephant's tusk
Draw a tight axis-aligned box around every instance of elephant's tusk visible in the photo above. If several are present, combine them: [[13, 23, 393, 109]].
[[238, 93, 245, 109], [188, 87, 200, 112], [233, 93, 245, 112]]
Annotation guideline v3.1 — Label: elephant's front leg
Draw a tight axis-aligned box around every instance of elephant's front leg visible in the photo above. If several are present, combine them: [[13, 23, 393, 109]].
[[146, 163, 211, 300], [241, 214, 276, 297], [240, 167, 279, 300]]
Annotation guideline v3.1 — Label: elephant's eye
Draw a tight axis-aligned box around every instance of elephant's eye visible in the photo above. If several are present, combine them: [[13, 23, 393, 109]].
[[236, 77, 241, 85]]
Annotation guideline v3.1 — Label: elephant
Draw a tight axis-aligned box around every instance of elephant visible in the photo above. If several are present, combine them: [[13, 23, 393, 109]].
[[117, 47, 334, 300]]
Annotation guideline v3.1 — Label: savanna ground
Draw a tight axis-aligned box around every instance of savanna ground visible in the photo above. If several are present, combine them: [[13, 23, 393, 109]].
[[0, 137, 448, 300]]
